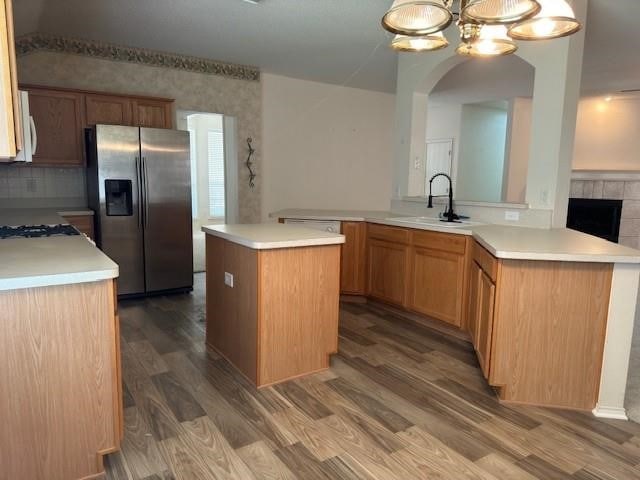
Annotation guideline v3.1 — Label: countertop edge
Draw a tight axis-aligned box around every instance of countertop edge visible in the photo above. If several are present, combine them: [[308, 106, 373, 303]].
[[203, 227, 346, 250], [0, 267, 119, 292], [473, 233, 640, 264]]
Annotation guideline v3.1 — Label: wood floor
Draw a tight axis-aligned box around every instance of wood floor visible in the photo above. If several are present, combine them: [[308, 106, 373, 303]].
[[105, 273, 640, 480]]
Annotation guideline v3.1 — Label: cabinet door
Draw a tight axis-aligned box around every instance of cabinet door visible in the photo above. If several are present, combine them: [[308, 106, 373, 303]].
[[467, 261, 481, 343], [85, 94, 133, 126], [340, 222, 366, 295], [0, 0, 20, 158], [27, 88, 85, 166], [132, 99, 173, 129], [367, 239, 408, 306], [408, 246, 465, 327], [476, 270, 496, 378]]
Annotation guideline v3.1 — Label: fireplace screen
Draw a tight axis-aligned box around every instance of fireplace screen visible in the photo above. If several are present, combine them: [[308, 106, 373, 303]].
[[567, 198, 623, 243]]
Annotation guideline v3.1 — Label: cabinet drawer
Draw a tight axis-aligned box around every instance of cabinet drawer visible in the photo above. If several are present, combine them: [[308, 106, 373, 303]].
[[367, 223, 409, 244], [473, 241, 498, 282], [411, 229, 466, 255]]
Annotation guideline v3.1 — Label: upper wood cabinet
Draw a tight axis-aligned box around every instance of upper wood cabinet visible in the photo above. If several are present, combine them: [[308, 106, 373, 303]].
[[0, 0, 21, 159], [132, 98, 173, 129], [85, 94, 133, 126], [340, 222, 367, 295], [27, 88, 85, 166], [20, 85, 175, 165]]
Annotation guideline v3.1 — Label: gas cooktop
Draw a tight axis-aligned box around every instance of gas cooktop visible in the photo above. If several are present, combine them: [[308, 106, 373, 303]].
[[0, 224, 81, 239]]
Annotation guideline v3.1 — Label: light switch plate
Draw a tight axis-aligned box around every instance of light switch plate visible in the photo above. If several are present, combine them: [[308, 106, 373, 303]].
[[224, 272, 234, 287]]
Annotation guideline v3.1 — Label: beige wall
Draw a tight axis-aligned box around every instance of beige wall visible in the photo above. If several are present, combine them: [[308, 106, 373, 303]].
[[261, 73, 394, 219], [17, 51, 262, 222], [504, 97, 532, 203], [574, 97, 640, 171]]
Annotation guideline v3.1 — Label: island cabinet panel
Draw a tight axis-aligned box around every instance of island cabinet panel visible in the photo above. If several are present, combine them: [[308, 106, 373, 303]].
[[85, 93, 133, 126], [408, 246, 466, 327], [340, 221, 367, 295], [0, 279, 121, 480], [205, 235, 341, 388], [26, 87, 85, 166], [491, 259, 612, 410], [367, 238, 409, 307], [259, 245, 341, 386], [205, 235, 258, 384]]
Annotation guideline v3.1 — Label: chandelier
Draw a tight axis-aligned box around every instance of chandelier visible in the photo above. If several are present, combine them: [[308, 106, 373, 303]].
[[381, 0, 582, 57]]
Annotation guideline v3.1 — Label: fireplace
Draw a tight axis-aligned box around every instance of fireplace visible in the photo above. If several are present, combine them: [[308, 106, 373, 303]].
[[567, 198, 623, 243]]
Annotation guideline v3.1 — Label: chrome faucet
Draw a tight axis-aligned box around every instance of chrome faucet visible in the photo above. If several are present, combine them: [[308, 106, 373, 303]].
[[427, 173, 459, 223]]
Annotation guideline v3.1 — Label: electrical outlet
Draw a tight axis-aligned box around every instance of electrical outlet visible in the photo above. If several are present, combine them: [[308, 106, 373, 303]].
[[414, 156, 421, 169], [224, 272, 234, 288], [505, 211, 520, 222]]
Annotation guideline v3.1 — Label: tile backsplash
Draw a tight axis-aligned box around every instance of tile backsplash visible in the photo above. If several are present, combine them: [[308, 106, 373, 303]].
[[571, 179, 640, 249], [0, 166, 87, 207]]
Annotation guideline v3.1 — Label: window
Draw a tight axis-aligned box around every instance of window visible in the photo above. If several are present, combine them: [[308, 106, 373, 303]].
[[207, 130, 225, 219], [188, 128, 198, 219]]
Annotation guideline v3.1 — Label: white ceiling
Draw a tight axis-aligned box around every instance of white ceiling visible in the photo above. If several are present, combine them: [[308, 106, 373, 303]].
[[11, 0, 640, 94]]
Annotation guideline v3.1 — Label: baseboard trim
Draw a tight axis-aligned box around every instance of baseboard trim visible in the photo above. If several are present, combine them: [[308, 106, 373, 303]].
[[592, 405, 628, 420]]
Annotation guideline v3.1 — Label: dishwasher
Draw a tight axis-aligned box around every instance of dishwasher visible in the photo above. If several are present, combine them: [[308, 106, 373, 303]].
[[283, 218, 342, 234]]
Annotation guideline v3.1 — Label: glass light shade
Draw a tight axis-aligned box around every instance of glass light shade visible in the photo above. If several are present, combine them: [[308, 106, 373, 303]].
[[456, 25, 518, 57], [462, 0, 541, 24], [391, 32, 449, 52], [382, 0, 453, 35], [508, 0, 581, 40]]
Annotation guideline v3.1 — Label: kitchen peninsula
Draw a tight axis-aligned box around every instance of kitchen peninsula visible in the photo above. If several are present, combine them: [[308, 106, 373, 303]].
[[202, 223, 345, 387], [0, 209, 121, 480], [274, 209, 640, 419]]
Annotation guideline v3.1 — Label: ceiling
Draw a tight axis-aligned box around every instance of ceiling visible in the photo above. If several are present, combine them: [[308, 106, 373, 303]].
[[11, 0, 640, 94]]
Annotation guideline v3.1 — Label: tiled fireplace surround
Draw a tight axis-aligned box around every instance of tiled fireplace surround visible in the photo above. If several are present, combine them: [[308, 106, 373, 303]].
[[570, 177, 640, 249]]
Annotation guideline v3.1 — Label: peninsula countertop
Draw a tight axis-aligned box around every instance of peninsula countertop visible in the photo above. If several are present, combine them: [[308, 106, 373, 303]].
[[272, 208, 640, 264], [0, 208, 118, 291], [202, 224, 345, 250]]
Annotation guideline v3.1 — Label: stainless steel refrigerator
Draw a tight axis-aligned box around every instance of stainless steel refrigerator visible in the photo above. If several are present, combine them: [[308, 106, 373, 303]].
[[86, 124, 193, 296]]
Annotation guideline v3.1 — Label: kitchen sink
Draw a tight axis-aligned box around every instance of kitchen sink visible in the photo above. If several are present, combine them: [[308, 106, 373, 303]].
[[385, 217, 482, 228]]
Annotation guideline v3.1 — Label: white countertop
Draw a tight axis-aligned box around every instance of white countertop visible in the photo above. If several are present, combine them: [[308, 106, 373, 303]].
[[202, 224, 345, 250], [0, 208, 118, 291], [271, 208, 640, 264], [472, 225, 640, 264]]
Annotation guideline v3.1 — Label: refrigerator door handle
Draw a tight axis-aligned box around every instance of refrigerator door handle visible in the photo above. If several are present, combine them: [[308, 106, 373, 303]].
[[135, 156, 143, 228], [142, 156, 150, 227]]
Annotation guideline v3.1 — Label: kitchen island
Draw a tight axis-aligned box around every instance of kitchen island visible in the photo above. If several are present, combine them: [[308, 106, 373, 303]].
[[0, 209, 121, 480], [274, 209, 640, 419], [202, 224, 345, 387]]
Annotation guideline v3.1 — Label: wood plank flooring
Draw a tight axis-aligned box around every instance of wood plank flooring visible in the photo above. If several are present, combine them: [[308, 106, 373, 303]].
[[105, 274, 640, 479]]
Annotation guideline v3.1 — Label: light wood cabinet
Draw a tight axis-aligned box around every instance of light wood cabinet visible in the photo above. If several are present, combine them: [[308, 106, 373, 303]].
[[367, 238, 408, 307], [0, 0, 21, 160], [85, 94, 133, 126], [340, 221, 367, 295], [475, 268, 495, 378], [26, 88, 85, 166], [0, 279, 122, 479], [469, 239, 613, 411], [408, 246, 466, 327], [62, 214, 95, 240], [132, 98, 173, 129]]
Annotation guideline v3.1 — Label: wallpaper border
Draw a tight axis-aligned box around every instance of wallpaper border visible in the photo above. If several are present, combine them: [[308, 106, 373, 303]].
[[15, 33, 260, 82]]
